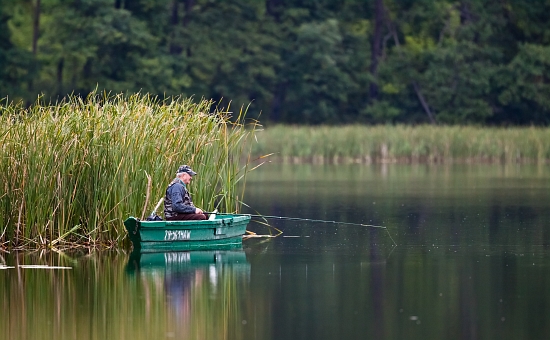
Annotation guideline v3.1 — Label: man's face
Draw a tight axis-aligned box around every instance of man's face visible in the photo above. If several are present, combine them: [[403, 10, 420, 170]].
[[181, 172, 192, 185]]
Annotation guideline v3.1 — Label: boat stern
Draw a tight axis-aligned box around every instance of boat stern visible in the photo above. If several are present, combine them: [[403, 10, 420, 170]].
[[123, 217, 142, 247]]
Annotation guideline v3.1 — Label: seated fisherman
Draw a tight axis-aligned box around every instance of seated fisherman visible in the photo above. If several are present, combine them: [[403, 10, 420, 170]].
[[164, 165, 208, 220]]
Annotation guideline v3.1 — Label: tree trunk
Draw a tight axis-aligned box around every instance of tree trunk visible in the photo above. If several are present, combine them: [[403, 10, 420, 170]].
[[270, 82, 287, 123], [169, 0, 181, 54], [29, 0, 41, 94], [183, 0, 195, 27], [56, 58, 64, 96], [32, 0, 41, 55], [369, 0, 384, 100], [266, 0, 283, 22], [183, 0, 195, 58], [171, 0, 179, 26], [387, 18, 437, 124], [83, 58, 92, 81], [459, 1, 472, 25], [412, 81, 436, 124]]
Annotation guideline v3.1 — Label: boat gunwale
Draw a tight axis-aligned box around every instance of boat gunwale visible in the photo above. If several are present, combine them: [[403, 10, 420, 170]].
[[126, 214, 251, 230]]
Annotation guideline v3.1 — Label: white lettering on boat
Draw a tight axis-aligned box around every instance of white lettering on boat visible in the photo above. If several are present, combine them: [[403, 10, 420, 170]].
[[164, 252, 191, 264], [164, 230, 191, 241]]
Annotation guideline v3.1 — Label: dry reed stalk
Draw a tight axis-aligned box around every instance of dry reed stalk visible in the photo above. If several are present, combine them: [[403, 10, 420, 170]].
[[141, 171, 152, 220]]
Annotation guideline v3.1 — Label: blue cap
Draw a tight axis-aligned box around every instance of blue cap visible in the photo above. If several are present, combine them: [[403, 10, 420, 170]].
[[177, 165, 197, 176]]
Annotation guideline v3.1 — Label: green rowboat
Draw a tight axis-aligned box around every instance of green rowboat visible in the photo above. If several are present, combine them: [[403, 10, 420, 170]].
[[124, 214, 251, 252]]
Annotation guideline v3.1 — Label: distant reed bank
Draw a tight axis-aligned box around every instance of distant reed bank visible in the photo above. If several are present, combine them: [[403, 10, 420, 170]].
[[252, 125, 550, 163], [0, 93, 258, 249]]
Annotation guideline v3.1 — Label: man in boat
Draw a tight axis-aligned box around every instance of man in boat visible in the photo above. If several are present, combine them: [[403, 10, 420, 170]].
[[164, 165, 208, 220]]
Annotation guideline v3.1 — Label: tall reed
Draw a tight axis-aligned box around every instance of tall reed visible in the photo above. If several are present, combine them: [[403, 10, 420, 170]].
[[252, 125, 550, 163], [0, 93, 260, 248]]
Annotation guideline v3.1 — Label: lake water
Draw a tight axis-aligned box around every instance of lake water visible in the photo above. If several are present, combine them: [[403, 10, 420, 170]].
[[1, 163, 549, 340]]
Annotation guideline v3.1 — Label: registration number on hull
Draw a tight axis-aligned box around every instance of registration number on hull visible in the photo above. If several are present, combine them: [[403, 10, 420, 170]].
[[164, 230, 191, 241]]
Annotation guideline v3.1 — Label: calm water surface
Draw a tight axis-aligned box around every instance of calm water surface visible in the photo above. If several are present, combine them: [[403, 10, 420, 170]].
[[1, 163, 549, 340]]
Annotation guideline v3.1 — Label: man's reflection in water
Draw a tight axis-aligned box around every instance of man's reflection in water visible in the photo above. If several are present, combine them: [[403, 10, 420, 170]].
[[165, 268, 204, 330]]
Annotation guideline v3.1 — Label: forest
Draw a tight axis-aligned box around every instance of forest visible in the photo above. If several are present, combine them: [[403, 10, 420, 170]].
[[1, 0, 550, 125]]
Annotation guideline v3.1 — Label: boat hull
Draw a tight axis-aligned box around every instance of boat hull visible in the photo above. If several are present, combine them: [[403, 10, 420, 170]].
[[124, 215, 250, 252]]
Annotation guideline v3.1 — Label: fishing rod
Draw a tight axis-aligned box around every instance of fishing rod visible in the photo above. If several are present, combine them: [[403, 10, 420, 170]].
[[144, 198, 395, 243], [207, 212, 398, 246], [205, 212, 385, 229]]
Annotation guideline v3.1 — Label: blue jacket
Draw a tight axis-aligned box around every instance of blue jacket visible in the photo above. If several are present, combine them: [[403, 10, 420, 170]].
[[164, 178, 196, 218]]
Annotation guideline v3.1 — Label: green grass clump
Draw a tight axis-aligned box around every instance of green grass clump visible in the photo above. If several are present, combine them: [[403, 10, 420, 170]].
[[252, 125, 550, 163], [0, 92, 260, 249]]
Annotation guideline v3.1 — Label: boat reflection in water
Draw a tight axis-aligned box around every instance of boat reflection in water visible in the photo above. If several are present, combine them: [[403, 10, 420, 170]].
[[126, 247, 251, 339]]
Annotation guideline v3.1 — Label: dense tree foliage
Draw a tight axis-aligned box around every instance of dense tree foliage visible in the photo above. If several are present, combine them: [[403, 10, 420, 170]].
[[2, 0, 550, 125]]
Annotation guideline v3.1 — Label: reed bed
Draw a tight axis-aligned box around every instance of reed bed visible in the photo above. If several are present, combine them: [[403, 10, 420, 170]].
[[252, 125, 550, 163], [0, 93, 260, 249]]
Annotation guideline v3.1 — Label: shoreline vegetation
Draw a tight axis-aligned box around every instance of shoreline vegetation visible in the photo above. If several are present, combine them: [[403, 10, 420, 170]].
[[2, 98, 548, 252], [0, 93, 260, 250], [252, 125, 550, 164]]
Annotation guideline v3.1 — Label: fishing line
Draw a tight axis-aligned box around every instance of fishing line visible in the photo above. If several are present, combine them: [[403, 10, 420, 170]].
[[206, 212, 397, 245]]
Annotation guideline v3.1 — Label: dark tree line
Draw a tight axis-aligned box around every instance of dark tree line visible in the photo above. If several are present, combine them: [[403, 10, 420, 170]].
[[1, 0, 550, 125]]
